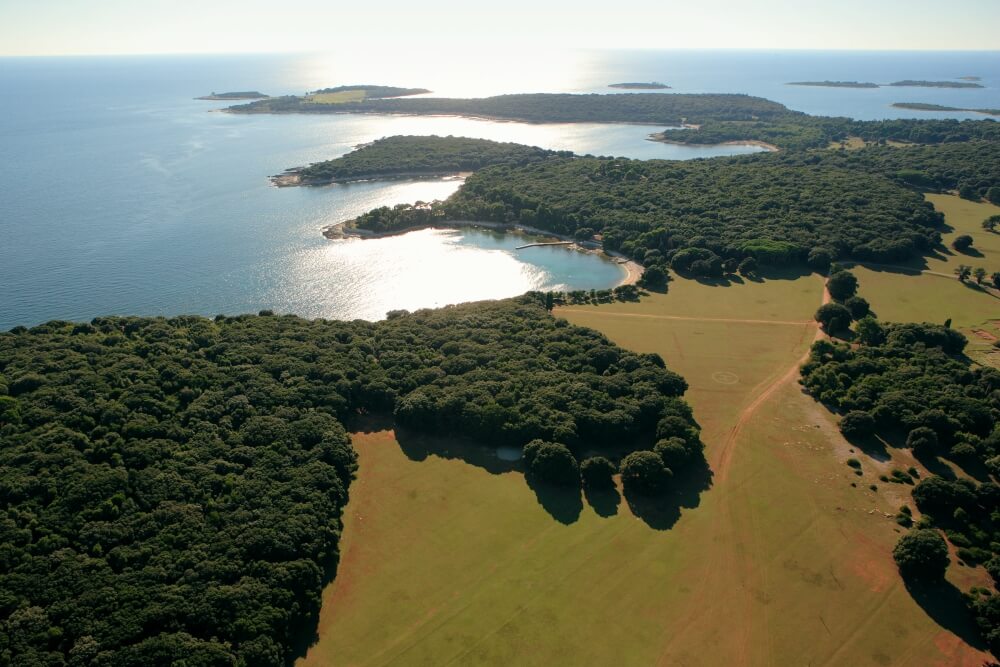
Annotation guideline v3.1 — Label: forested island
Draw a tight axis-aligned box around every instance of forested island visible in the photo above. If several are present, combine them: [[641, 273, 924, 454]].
[[609, 82, 670, 89], [0, 295, 702, 665], [788, 81, 879, 88], [893, 102, 1000, 117], [272, 136, 568, 186], [889, 80, 984, 88], [196, 91, 268, 100], [227, 91, 793, 125]]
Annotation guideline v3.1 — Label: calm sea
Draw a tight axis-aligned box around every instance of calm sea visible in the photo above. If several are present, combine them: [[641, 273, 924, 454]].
[[1, 50, 998, 328]]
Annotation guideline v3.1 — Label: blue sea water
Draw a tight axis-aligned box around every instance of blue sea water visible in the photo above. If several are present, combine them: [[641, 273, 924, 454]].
[[1, 50, 998, 328]]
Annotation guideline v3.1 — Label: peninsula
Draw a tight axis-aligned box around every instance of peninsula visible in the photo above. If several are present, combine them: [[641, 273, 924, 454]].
[[272, 135, 566, 186], [609, 82, 670, 89], [196, 91, 268, 100]]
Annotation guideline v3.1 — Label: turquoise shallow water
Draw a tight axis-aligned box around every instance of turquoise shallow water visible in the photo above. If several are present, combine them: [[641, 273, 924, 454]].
[[1, 50, 997, 328]]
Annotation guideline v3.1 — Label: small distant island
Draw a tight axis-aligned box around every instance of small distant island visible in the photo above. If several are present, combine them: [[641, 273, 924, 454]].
[[893, 102, 1000, 116], [788, 81, 879, 88], [889, 80, 984, 88], [195, 91, 268, 100], [958, 76, 982, 81], [609, 82, 670, 90]]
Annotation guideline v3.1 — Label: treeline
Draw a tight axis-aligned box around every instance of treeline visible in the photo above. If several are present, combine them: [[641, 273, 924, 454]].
[[291, 136, 568, 185], [800, 319, 1000, 652], [229, 92, 794, 125], [308, 85, 429, 98], [353, 154, 943, 271], [0, 296, 699, 665], [659, 117, 1000, 151]]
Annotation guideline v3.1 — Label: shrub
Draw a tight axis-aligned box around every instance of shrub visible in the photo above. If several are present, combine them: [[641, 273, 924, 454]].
[[846, 458, 861, 469], [893, 529, 949, 581], [952, 234, 974, 251]]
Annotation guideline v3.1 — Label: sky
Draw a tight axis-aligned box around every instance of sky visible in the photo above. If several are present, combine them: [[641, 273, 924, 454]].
[[1, 0, 999, 56]]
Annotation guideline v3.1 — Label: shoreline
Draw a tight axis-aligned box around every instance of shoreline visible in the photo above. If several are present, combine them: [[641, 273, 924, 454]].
[[272, 170, 470, 188], [647, 131, 780, 152], [323, 219, 642, 287]]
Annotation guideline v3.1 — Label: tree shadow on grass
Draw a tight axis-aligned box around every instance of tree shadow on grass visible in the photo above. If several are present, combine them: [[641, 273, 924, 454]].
[[584, 485, 621, 517], [624, 457, 713, 530], [842, 432, 891, 463], [955, 246, 985, 259], [393, 427, 521, 475], [525, 475, 583, 525], [903, 578, 988, 653]]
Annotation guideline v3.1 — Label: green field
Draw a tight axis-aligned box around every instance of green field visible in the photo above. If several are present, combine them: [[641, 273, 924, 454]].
[[853, 194, 1000, 364], [299, 273, 991, 665], [305, 90, 367, 104]]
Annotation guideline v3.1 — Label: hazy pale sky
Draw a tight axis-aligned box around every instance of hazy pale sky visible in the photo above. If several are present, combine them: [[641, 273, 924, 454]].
[[1, 0, 998, 56]]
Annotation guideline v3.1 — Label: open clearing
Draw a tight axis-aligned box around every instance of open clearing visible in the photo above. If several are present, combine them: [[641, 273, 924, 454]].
[[853, 194, 1000, 365], [300, 273, 990, 665], [305, 90, 367, 104]]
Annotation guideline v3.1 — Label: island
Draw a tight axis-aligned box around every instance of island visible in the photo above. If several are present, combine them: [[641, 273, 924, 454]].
[[893, 102, 1000, 116], [195, 91, 268, 100], [609, 82, 670, 89], [958, 76, 982, 81], [272, 135, 567, 186], [236, 84, 430, 111], [889, 79, 984, 88], [227, 90, 793, 125], [787, 81, 879, 88]]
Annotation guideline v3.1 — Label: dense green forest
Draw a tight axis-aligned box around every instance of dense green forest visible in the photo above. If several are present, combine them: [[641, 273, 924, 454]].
[[352, 152, 943, 270], [659, 116, 1000, 151], [800, 321, 1000, 651], [228, 92, 794, 125], [0, 296, 699, 665], [285, 136, 568, 185], [307, 85, 429, 98]]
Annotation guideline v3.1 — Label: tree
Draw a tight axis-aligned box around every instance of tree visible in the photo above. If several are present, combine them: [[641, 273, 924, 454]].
[[906, 426, 939, 458], [983, 215, 1000, 232], [987, 186, 1000, 205], [855, 316, 885, 346], [654, 437, 690, 470], [844, 296, 870, 319], [814, 302, 852, 333], [525, 441, 580, 486], [952, 234, 974, 252], [737, 257, 757, 277], [638, 265, 668, 289], [893, 529, 949, 581], [580, 456, 617, 489], [807, 247, 834, 272], [954, 264, 972, 281], [973, 267, 987, 285], [827, 269, 859, 301], [544, 291, 554, 311], [993, 272, 1000, 289], [839, 410, 876, 440], [620, 450, 672, 495]]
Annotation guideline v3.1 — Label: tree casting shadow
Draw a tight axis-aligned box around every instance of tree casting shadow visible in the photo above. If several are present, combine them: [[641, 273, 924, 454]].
[[625, 457, 713, 530], [394, 427, 521, 475], [903, 578, 988, 652], [525, 474, 583, 525]]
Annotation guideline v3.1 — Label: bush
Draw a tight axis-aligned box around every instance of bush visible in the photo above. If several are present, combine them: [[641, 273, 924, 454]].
[[844, 296, 870, 319], [893, 529, 949, 581], [906, 426, 939, 458], [620, 450, 672, 495], [525, 441, 580, 486], [952, 234, 974, 251], [846, 458, 861, 469], [580, 456, 617, 489], [839, 410, 876, 440]]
